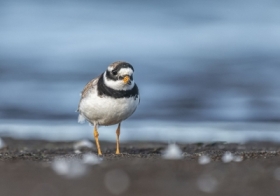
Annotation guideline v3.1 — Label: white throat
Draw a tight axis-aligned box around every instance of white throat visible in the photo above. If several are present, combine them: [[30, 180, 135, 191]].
[[103, 72, 135, 91]]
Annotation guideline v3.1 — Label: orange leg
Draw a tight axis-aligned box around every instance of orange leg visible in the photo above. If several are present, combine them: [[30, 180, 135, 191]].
[[116, 123, 121, 154], [93, 125, 102, 155]]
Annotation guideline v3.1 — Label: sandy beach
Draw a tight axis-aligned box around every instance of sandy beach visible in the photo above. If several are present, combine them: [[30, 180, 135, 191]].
[[0, 138, 279, 196]]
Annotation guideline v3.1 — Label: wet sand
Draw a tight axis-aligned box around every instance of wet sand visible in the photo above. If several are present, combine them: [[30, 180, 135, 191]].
[[0, 138, 280, 196]]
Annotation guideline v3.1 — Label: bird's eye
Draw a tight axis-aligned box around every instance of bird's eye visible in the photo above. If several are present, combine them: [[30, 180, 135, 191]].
[[131, 75, 133, 80], [112, 70, 117, 75]]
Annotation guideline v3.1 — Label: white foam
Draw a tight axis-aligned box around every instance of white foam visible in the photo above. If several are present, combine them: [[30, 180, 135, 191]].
[[221, 151, 234, 163], [221, 152, 244, 163], [198, 155, 211, 165], [162, 144, 183, 160], [82, 153, 102, 165], [51, 157, 88, 178], [233, 155, 243, 162], [73, 140, 94, 150]]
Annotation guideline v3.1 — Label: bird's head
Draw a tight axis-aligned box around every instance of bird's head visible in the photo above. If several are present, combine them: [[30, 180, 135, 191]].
[[104, 61, 135, 91]]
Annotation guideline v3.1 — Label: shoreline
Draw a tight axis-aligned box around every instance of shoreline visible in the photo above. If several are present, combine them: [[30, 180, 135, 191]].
[[0, 138, 280, 196]]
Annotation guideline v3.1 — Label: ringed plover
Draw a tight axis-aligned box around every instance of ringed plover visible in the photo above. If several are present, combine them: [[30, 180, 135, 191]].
[[77, 61, 140, 155]]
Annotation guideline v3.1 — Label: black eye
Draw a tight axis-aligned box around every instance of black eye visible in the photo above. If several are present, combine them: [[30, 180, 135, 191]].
[[112, 70, 117, 75], [131, 75, 133, 80]]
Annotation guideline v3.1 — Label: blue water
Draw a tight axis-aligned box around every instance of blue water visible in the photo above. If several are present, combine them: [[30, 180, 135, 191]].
[[0, 1, 280, 141]]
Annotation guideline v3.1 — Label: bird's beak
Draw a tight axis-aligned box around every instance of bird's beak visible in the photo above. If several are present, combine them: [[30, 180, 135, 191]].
[[123, 75, 131, 85]]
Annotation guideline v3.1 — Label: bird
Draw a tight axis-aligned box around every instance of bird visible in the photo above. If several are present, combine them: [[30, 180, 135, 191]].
[[77, 61, 140, 155]]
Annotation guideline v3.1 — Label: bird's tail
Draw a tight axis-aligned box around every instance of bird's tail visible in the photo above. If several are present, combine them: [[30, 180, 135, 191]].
[[78, 114, 86, 124]]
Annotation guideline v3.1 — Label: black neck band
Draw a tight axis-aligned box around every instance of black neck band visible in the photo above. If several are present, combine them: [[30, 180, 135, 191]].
[[97, 74, 139, 99]]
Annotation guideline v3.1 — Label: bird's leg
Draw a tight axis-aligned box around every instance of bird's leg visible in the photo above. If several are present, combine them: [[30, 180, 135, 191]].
[[93, 125, 102, 155], [116, 123, 121, 154]]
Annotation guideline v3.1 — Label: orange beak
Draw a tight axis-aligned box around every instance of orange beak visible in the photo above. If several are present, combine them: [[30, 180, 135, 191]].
[[123, 75, 131, 85]]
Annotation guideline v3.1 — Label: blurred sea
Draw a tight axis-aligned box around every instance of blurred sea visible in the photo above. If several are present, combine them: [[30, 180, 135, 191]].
[[0, 0, 280, 141]]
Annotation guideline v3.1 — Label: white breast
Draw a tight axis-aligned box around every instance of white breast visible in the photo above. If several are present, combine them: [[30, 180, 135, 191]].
[[79, 86, 139, 126]]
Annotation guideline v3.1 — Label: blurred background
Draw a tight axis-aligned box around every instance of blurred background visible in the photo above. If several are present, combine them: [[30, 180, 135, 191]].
[[0, 0, 280, 141]]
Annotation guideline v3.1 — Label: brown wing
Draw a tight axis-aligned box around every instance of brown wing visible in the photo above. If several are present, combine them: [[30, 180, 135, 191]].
[[77, 75, 101, 112], [81, 75, 101, 98]]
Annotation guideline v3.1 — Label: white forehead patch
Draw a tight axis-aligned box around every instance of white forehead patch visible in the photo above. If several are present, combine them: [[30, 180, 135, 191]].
[[107, 66, 114, 72], [118, 68, 133, 76]]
